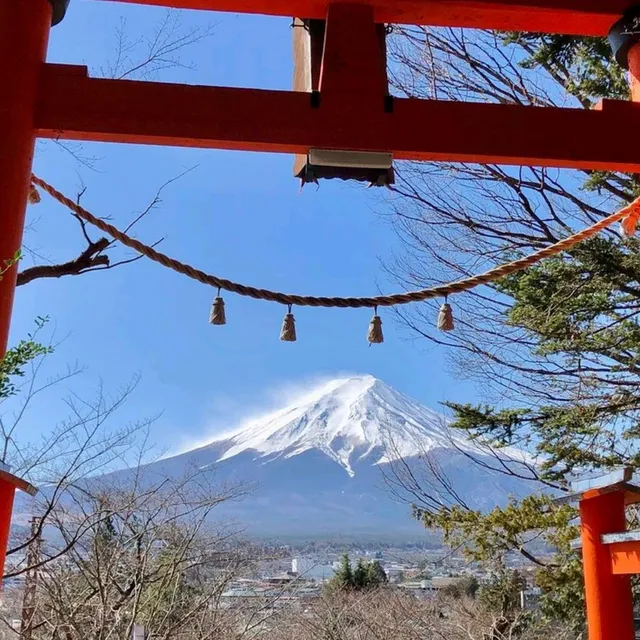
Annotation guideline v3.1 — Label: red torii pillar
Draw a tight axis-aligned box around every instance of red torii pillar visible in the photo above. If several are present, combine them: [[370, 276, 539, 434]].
[[565, 469, 640, 640], [0, 0, 53, 356], [0, 0, 50, 582], [579, 487, 635, 640]]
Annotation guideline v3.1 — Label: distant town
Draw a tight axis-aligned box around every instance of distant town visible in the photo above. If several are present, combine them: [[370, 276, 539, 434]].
[[217, 543, 547, 610]]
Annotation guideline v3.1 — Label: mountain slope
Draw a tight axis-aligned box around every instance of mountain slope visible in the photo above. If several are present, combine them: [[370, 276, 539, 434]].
[[142, 375, 536, 539]]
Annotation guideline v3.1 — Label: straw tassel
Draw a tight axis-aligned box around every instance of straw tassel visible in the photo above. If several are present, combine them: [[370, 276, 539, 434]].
[[620, 203, 640, 238], [280, 305, 297, 342], [437, 298, 455, 332], [28, 185, 41, 205], [621, 214, 640, 238], [209, 289, 226, 325], [367, 307, 384, 344]]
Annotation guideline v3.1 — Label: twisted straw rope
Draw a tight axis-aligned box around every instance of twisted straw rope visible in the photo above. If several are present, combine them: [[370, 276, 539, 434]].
[[30, 174, 640, 309]]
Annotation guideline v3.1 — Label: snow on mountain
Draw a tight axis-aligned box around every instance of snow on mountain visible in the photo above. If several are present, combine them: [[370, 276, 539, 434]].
[[20, 375, 535, 540], [141, 374, 536, 538], [198, 375, 525, 477]]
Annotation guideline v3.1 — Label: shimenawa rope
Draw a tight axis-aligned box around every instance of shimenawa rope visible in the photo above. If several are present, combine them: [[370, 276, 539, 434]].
[[29, 175, 640, 338]]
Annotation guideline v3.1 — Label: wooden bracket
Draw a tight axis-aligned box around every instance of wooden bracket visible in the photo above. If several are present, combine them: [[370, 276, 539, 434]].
[[291, 3, 393, 184], [318, 3, 387, 106]]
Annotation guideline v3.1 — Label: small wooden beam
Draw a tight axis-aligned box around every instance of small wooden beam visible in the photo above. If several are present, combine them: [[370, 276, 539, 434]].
[[609, 539, 640, 575], [95, 0, 630, 37], [0, 468, 38, 586], [599, 531, 640, 575], [0, 469, 37, 498], [36, 64, 640, 173]]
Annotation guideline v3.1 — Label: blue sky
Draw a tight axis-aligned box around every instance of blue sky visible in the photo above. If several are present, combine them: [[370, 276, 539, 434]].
[[9, 0, 477, 456]]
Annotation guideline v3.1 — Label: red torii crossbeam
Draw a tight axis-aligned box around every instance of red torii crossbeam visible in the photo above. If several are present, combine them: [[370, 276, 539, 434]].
[[2, 0, 640, 587], [27, 5, 640, 175], [35, 64, 640, 171], [98, 0, 632, 36]]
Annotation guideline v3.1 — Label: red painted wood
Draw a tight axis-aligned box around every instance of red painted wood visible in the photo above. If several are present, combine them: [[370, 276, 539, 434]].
[[0, 479, 16, 585], [36, 65, 640, 173], [610, 540, 640, 575], [580, 492, 635, 640], [0, 0, 52, 357], [319, 3, 386, 104], [95, 0, 629, 36]]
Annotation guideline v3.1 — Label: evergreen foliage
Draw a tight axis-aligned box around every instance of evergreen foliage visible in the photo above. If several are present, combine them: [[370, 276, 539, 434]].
[[365, 560, 388, 587], [332, 552, 354, 590], [328, 554, 388, 591]]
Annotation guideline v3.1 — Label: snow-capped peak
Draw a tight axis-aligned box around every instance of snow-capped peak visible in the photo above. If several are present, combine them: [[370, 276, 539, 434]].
[[205, 375, 479, 477]]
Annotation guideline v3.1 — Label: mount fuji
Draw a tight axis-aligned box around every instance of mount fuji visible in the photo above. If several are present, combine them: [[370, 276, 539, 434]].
[[139, 375, 537, 540]]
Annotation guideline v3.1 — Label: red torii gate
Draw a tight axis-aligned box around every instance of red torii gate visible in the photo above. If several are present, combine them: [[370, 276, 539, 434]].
[[3, 0, 640, 629], [561, 469, 640, 640]]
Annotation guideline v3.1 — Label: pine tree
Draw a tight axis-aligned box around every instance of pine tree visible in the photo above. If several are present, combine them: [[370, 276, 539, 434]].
[[331, 553, 354, 590], [365, 560, 387, 587], [352, 558, 368, 589]]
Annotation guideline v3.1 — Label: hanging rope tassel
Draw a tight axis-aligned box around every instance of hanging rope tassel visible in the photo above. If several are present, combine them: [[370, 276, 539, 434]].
[[28, 185, 41, 205], [621, 211, 640, 237], [620, 201, 640, 238], [367, 307, 384, 344], [280, 305, 297, 342], [209, 289, 226, 325], [437, 298, 455, 332]]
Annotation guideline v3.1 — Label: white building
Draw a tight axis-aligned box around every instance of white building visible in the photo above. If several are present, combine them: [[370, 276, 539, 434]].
[[291, 558, 314, 575]]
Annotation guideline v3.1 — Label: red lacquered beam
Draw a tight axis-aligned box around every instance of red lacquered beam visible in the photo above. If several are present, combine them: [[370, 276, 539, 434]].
[[36, 64, 640, 173], [96, 0, 629, 36]]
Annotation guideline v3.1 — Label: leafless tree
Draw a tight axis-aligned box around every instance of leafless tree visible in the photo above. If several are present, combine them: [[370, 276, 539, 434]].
[[0, 326, 261, 638], [0, 320, 239, 582], [19, 169, 193, 287], [374, 27, 640, 500], [384, 27, 634, 409], [268, 588, 572, 640], [369, 28, 629, 573], [98, 11, 213, 81], [3, 469, 252, 640], [0, 326, 157, 580], [21, 10, 213, 289], [378, 423, 562, 569]]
